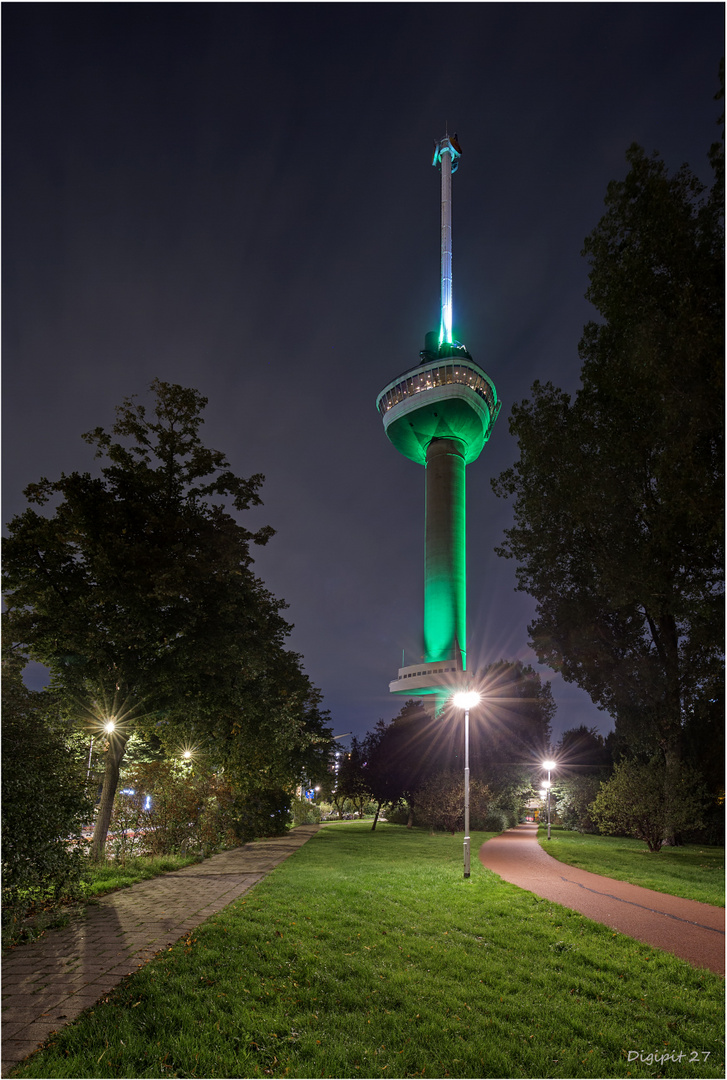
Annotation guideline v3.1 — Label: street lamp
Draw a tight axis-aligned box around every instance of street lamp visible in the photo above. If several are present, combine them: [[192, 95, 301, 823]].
[[542, 758, 556, 840], [452, 690, 481, 879]]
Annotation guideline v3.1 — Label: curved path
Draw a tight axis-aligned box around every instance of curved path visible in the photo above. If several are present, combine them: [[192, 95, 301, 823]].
[[1, 826, 320, 1076], [479, 823, 724, 975]]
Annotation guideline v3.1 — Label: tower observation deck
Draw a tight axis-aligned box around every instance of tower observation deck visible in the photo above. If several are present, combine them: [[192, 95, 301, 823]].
[[376, 133, 500, 708]]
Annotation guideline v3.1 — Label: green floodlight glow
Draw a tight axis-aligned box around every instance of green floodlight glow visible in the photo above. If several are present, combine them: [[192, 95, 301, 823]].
[[423, 438, 466, 666], [439, 301, 453, 347]]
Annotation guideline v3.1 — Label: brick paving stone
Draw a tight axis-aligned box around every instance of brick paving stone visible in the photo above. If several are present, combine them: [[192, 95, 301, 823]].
[[2, 1042, 43, 1068], [0, 1026, 25, 1041], [1, 825, 319, 1077]]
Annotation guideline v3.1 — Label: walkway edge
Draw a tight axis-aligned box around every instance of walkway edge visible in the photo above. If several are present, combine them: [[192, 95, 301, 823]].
[[1, 826, 321, 1076], [479, 823, 724, 975]]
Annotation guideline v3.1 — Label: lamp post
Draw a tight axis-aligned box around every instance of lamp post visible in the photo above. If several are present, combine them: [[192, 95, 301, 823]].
[[452, 691, 481, 878], [542, 758, 556, 840]]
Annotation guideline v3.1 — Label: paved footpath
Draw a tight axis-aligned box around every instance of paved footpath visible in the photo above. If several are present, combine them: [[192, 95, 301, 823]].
[[1, 826, 320, 1076], [479, 823, 724, 975]]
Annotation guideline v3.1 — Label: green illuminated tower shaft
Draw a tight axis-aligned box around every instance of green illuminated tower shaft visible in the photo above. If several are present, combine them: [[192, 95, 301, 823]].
[[376, 133, 500, 704], [425, 438, 466, 667]]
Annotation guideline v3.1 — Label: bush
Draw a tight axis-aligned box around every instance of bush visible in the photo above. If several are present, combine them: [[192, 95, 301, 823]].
[[480, 805, 517, 832], [589, 755, 709, 852], [382, 802, 410, 826], [291, 798, 322, 825], [414, 772, 492, 833], [110, 762, 239, 858], [2, 666, 92, 946]]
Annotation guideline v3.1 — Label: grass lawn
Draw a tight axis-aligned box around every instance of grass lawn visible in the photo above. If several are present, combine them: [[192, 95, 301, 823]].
[[10, 823, 724, 1079], [538, 827, 725, 907], [81, 853, 203, 898]]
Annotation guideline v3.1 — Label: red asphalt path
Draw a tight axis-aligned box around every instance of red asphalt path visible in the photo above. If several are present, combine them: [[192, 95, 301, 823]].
[[479, 823, 724, 976]]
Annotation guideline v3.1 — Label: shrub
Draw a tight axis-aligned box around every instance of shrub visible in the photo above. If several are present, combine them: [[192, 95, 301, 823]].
[[414, 772, 492, 833], [589, 755, 709, 852], [111, 762, 239, 858], [2, 665, 92, 946], [382, 802, 410, 826], [291, 798, 322, 825], [107, 789, 149, 861], [481, 805, 517, 832]]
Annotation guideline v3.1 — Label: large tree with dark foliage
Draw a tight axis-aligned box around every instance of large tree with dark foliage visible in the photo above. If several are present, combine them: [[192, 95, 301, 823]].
[[492, 82, 724, 783], [470, 660, 555, 773], [3, 380, 332, 858]]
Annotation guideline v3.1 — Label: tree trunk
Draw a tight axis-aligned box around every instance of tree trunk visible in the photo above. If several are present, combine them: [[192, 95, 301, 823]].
[[90, 733, 129, 861], [371, 802, 382, 831], [406, 803, 414, 829], [663, 735, 685, 846]]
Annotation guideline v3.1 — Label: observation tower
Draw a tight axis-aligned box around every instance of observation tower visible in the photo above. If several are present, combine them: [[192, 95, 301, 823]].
[[376, 132, 500, 709]]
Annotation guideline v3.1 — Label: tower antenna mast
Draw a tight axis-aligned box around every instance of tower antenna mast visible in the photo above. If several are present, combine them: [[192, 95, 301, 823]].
[[432, 132, 462, 347]]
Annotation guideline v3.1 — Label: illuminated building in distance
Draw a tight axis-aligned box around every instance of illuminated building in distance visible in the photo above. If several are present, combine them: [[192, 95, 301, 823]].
[[376, 132, 500, 709]]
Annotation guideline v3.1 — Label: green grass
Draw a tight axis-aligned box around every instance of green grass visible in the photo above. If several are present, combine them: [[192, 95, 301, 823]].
[[538, 827, 725, 907], [81, 853, 203, 898], [11, 824, 724, 1079]]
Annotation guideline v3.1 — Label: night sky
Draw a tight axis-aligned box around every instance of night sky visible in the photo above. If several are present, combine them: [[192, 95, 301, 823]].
[[3, 3, 723, 745]]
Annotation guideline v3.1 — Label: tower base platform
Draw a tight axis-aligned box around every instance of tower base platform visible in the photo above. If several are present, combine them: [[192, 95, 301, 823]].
[[389, 658, 464, 696]]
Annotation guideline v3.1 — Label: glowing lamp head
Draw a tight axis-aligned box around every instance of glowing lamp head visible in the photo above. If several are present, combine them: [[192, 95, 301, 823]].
[[104, 719, 116, 733], [453, 691, 480, 710], [183, 750, 192, 760], [543, 759, 556, 771]]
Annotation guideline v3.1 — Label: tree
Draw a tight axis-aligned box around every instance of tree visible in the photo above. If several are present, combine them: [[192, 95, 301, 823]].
[[414, 772, 492, 834], [354, 668, 554, 830], [556, 726, 612, 774], [335, 736, 373, 820], [492, 88, 724, 781], [371, 700, 449, 826], [554, 776, 603, 834], [3, 380, 332, 858], [2, 655, 92, 943], [471, 660, 555, 772], [359, 719, 413, 831], [551, 725, 613, 833], [589, 757, 709, 852]]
